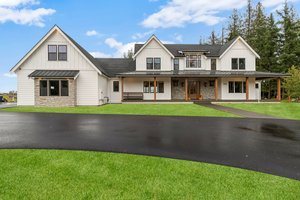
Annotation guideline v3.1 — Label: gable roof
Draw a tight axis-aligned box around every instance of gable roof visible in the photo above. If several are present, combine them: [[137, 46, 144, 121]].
[[133, 35, 175, 59], [10, 25, 107, 76], [134, 36, 260, 58]]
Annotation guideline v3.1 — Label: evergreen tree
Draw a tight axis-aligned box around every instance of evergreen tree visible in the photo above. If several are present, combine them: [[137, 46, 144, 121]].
[[123, 48, 134, 59], [227, 9, 243, 41], [243, 0, 256, 43]]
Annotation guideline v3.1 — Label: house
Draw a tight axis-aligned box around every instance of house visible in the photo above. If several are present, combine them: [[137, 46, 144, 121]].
[[11, 25, 287, 106]]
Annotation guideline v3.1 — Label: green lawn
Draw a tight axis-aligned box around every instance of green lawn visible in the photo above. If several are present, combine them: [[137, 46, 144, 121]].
[[0, 150, 299, 199], [0, 104, 237, 117], [221, 102, 300, 120]]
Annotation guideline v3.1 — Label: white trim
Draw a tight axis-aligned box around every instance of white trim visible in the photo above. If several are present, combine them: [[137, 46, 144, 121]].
[[10, 25, 103, 75], [133, 35, 174, 59], [220, 36, 260, 59]]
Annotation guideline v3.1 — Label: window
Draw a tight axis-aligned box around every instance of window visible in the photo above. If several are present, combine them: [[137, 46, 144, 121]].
[[209, 80, 215, 87], [150, 81, 155, 93], [143, 81, 150, 93], [40, 80, 48, 96], [211, 59, 217, 70], [61, 80, 69, 96], [49, 80, 59, 96], [232, 58, 246, 70], [255, 83, 259, 89], [174, 58, 179, 70], [48, 45, 57, 61], [186, 55, 201, 68], [154, 58, 161, 70], [113, 81, 119, 92], [147, 58, 154, 70], [58, 45, 67, 61], [228, 81, 246, 93], [158, 82, 164, 93]]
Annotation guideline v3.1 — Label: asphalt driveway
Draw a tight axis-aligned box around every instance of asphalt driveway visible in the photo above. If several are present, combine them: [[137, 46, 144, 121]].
[[0, 112, 299, 180]]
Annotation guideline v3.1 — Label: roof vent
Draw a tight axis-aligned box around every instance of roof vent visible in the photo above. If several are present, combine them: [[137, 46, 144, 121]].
[[178, 50, 183, 54]]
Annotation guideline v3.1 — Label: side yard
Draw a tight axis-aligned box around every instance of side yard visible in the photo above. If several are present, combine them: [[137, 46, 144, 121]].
[[220, 102, 300, 120], [0, 104, 237, 117]]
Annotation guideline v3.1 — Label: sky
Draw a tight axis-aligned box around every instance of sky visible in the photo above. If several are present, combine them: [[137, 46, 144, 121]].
[[0, 0, 299, 92]]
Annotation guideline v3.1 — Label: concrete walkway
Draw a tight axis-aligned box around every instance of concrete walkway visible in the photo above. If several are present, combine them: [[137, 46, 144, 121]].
[[197, 102, 279, 119], [0, 103, 17, 109]]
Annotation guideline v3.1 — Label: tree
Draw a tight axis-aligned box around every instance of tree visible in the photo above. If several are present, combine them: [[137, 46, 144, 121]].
[[283, 66, 300, 100], [123, 48, 134, 59], [277, 1, 300, 72], [243, 0, 256, 43], [208, 30, 222, 45], [227, 9, 243, 41]]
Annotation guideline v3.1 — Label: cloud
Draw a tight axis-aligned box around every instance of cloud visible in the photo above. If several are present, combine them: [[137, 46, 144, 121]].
[[174, 34, 183, 42], [0, 0, 55, 27], [3, 72, 16, 78], [86, 30, 99, 36], [261, 0, 299, 8], [142, 0, 248, 28], [90, 51, 112, 58], [132, 30, 154, 40], [104, 38, 144, 57]]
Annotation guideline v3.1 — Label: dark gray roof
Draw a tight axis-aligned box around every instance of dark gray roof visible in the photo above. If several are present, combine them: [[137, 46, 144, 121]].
[[28, 70, 80, 78], [134, 37, 239, 57], [95, 58, 136, 77], [117, 70, 288, 79]]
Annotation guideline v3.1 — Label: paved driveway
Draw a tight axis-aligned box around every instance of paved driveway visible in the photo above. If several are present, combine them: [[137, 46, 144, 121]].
[[0, 112, 299, 180]]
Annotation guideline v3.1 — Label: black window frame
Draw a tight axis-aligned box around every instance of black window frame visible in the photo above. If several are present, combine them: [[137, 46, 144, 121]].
[[154, 58, 161, 70], [158, 82, 164, 93], [49, 80, 60, 96], [40, 80, 48, 96], [211, 59, 217, 70], [48, 45, 57, 61], [186, 55, 201, 68], [61, 80, 69, 96], [228, 81, 246, 93], [143, 81, 150, 93], [113, 81, 119, 92], [58, 45, 67, 61], [146, 58, 154, 70], [232, 58, 246, 70], [174, 58, 179, 70]]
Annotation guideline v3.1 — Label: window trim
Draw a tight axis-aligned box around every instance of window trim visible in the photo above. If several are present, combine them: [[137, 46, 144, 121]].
[[174, 58, 179, 70], [48, 45, 57, 61], [58, 45, 68, 61], [186, 55, 201, 68], [211, 58, 217, 70], [40, 80, 48, 96], [146, 57, 161, 70], [143, 81, 164, 93], [39, 80, 69, 97], [231, 58, 246, 70], [113, 81, 120, 92], [61, 80, 69, 96], [228, 81, 246, 94]]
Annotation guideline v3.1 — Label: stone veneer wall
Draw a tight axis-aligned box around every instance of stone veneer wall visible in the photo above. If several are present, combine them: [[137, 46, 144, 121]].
[[35, 78, 76, 107], [171, 79, 185, 100], [200, 79, 215, 100]]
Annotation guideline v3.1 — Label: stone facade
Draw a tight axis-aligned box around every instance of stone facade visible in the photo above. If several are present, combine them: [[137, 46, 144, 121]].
[[200, 78, 215, 100], [171, 79, 185, 100], [35, 78, 76, 107]]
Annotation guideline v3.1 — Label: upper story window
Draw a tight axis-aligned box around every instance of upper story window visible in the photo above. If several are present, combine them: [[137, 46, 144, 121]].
[[174, 58, 179, 70], [146, 58, 161, 70], [186, 55, 201, 68], [211, 59, 217, 70], [232, 58, 245, 70], [48, 45, 67, 61]]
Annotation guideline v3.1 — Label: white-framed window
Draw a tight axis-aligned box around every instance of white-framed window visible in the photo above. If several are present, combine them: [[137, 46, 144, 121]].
[[232, 58, 245, 70], [229, 81, 246, 93], [186, 55, 201, 68]]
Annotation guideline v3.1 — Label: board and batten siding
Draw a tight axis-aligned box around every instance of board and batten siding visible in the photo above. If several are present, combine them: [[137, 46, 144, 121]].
[[16, 30, 101, 106]]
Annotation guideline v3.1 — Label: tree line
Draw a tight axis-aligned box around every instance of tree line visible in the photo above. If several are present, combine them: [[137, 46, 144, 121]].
[[207, 0, 300, 99]]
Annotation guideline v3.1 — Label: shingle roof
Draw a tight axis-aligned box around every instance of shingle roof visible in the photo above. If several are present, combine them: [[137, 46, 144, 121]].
[[28, 70, 80, 78], [134, 37, 239, 58], [95, 58, 136, 77]]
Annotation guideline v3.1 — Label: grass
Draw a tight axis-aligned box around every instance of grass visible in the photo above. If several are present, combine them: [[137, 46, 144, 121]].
[[220, 102, 300, 120], [0, 150, 299, 199], [0, 104, 237, 117]]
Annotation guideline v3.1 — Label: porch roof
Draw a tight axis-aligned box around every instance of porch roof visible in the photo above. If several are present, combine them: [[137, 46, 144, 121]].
[[28, 70, 80, 78], [117, 70, 289, 79]]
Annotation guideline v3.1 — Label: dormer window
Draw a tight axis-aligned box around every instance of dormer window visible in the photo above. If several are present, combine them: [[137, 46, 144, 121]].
[[232, 58, 245, 70], [186, 55, 201, 68], [146, 57, 161, 70]]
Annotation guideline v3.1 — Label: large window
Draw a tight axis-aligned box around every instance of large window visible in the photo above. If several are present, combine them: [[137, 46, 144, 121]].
[[40, 80, 48, 96], [58, 45, 67, 61], [186, 55, 201, 68], [39, 80, 69, 97], [211, 59, 217, 70], [143, 81, 164, 93], [113, 81, 119, 92], [146, 57, 161, 70], [49, 80, 60, 96], [174, 58, 179, 70], [232, 58, 246, 70], [229, 81, 246, 93], [48, 45, 57, 61]]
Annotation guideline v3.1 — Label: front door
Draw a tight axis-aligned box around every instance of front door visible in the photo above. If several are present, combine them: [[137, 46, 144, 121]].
[[188, 81, 200, 100]]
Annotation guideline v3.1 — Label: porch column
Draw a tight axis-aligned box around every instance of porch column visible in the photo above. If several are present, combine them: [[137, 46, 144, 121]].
[[121, 77, 124, 101], [246, 77, 249, 100], [214, 78, 218, 101], [185, 78, 188, 101], [277, 78, 281, 101], [154, 77, 157, 101]]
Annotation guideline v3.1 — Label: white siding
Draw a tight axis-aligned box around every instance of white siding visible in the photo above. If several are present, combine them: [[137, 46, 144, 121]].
[[136, 39, 172, 71], [17, 30, 100, 106], [124, 77, 171, 100], [220, 77, 257, 100], [219, 40, 256, 71]]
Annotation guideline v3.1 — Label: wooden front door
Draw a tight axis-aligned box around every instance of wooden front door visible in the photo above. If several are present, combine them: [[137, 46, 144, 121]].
[[188, 81, 200, 100]]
